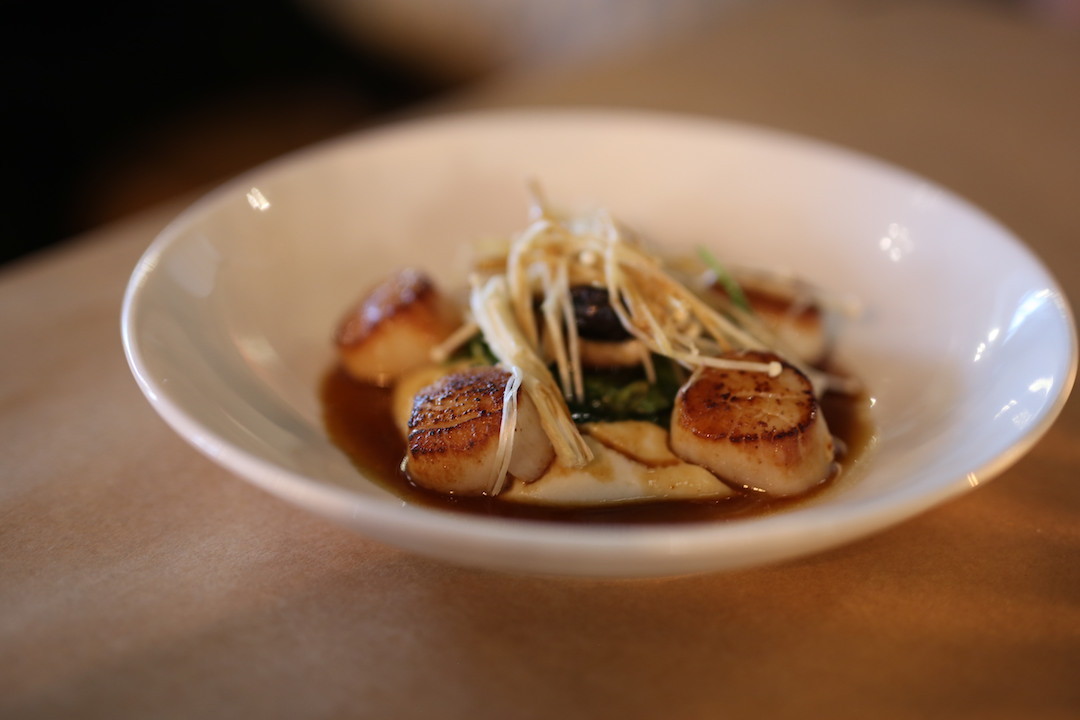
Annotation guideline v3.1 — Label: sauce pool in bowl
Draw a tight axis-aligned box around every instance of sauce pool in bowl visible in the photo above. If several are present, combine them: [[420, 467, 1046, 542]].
[[320, 365, 876, 524]]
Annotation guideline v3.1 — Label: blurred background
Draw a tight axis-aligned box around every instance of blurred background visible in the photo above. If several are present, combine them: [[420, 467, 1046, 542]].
[[4, 0, 1077, 266]]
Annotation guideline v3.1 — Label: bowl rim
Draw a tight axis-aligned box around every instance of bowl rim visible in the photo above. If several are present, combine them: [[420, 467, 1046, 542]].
[[120, 107, 1078, 576]]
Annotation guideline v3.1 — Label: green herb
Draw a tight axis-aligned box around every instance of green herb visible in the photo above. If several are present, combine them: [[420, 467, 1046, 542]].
[[566, 355, 684, 427], [697, 246, 752, 313], [449, 333, 498, 366], [451, 335, 685, 427]]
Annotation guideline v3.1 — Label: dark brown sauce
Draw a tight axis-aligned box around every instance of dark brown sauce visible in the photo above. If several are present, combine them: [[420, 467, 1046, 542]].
[[320, 366, 875, 525]]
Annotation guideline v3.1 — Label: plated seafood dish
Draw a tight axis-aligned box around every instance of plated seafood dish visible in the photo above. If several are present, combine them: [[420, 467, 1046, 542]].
[[323, 188, 873, 522]]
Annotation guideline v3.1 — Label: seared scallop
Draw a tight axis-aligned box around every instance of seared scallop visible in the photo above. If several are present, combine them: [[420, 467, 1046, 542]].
[[391, 363, 457, 437], [669, 351, 835, 496], [335, 268, 460, 386], [743, 287, 829, 367], [406, 367, 555, 496], [710, 280, 829, 366]]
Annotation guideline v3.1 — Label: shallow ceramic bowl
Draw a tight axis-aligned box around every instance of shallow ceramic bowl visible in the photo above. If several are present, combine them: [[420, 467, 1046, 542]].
[[121, 110, 1076, 577]]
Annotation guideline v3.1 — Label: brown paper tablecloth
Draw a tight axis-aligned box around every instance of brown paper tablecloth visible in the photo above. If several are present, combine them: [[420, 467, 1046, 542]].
[[2, 1, 1078, 718]]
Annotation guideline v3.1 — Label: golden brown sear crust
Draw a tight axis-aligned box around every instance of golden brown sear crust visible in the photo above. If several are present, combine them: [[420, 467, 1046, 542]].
[[670, 351, 835, 495], [334, 268, 460, 385], [335, 268, 439, 347], [405, 366, 556, 495], [674, 352, 817, 445], [405, 367, 510, 495], [407, 367, 508, 457]]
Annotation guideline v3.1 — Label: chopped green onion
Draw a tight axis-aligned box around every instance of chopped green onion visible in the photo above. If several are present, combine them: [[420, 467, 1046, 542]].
[[449, 333, 499, 366], [565, 355, 683, 426]]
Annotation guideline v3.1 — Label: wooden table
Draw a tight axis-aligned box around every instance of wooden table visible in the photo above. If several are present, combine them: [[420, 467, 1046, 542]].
[[3, 2, 1078, 717]]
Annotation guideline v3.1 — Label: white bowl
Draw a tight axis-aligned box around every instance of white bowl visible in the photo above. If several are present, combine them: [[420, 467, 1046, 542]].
[[121, 110, 1076, 577]]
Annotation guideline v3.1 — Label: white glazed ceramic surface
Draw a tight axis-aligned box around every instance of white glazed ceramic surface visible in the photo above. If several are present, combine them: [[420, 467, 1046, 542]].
[[122, 110, 1076, 577]]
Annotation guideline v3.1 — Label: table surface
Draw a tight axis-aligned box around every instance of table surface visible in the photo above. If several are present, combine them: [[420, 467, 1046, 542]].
[[3, 1, 1078, 718]]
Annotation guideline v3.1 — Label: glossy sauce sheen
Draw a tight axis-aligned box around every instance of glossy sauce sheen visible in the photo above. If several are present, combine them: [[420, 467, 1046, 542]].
[[321, 367, 874, 524]]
